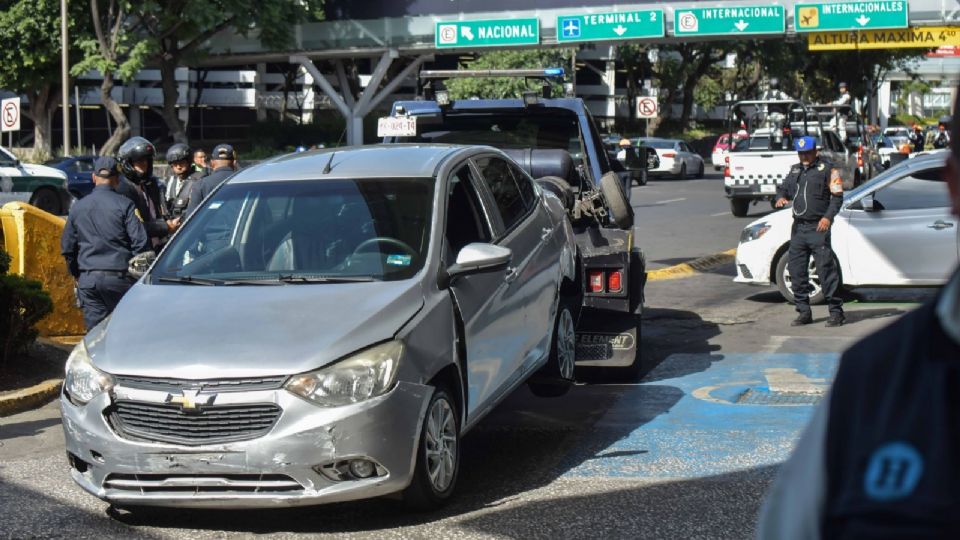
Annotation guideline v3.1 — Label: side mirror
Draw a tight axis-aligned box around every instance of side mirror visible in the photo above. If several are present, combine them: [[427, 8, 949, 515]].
[[438, 243, 512, 289], [861, 194, 877, 212], [128, 250, 157, 279]]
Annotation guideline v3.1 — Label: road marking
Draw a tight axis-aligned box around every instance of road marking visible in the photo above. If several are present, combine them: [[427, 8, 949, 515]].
[[710, 211, 729, 217], [655, 197, 687, 204], [764, 368, 827, 395], [760, 335, 789, 355]]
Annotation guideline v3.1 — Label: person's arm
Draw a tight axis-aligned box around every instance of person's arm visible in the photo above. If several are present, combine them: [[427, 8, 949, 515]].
[[124, 202, 149, 254], [184, 181, 204, 218], [775, 168, 799, 206], [60, 214, 80, 278], [756, 393, 830, 540], [824, 168, 844, 222]]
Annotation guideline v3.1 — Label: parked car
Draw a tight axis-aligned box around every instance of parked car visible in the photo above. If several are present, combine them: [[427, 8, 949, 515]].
[[711, 133, 745, 171], [638, 138, 705, 179], [45, 155, 96, 199], [61, 144, 580, 510], [734, 152, 954, 303], [0, 146, 71, 215], [875, 134, 911, 168]]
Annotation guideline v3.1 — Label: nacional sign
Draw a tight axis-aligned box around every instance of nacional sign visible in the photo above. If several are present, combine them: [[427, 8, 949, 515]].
[[435, 18, 539, 48], [556, 10, 665, 43], [795, 1, 908, 32], [808, 26, 960, 50], [674, 5, 785, 37]]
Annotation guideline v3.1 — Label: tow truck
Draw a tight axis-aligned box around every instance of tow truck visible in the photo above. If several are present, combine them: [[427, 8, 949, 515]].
[[380, 68, 646, 374]]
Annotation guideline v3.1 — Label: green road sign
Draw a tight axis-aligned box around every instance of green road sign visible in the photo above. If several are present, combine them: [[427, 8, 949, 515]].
[[556, 10, 665, 43], [674, 5, 785, 37], [795, 1, 908, 32], [435, 18, 539, 48]]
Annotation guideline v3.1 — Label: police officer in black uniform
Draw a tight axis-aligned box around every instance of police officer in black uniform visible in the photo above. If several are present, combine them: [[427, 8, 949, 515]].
[[774, 135, 845, 327], [163, 143, 202, 218], [184, 143, 237, 218], [61, 157, 149, 330], [115, 136, 180, 247]]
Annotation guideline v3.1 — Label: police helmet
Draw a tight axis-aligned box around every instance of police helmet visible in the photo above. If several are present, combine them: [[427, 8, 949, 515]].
[[117, 136, 156, 183], [838, 82, 848, 90], [769, 77, 780, 90], [165, 143, 191, 164]]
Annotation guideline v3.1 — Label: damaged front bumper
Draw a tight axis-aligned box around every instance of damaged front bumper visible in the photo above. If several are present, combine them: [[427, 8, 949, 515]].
[[60, 380, 431, 508]]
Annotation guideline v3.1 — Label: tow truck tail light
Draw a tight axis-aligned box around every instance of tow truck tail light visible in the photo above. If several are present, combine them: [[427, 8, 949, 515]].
[[607, 271, 623, 293], [662, 152, 676, 158], [588, 271, 604, 293]]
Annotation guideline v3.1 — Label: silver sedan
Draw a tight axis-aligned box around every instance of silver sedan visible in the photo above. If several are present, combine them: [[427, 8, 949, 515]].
[[60, 145, 579, 510]]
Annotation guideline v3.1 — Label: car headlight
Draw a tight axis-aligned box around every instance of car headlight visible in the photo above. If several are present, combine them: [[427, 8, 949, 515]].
[[740, 222, 771, 243], [285, 341, 403, 407], [64, 341, 114, 406]]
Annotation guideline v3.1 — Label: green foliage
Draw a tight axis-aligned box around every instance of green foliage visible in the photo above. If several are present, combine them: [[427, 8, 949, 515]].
[[0, 250, 53, 366], [694, 76, 724, 111], [446, 49, 574, 100]]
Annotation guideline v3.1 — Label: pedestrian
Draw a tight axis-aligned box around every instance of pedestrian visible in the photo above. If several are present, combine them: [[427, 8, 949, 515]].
[[115, 136, 180, 247], [934, 123, 950, 149], [774, 135, 845, 327], [757, 84, 960, 538], [193, 148, 210, 177], [184, 143, 238, 217], [61, 157, 149, 330], [163, 143, 203, 218], [910, 124, 925, 153]]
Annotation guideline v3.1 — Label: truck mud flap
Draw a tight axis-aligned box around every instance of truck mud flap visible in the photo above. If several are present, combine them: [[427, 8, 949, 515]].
[[574, 311, 638, 368]]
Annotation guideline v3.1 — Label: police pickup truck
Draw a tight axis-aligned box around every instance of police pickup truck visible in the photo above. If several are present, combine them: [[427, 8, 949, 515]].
[[0, 145, 71, 215], [381, 68, 646, 373], [723, 100, 857, 217]]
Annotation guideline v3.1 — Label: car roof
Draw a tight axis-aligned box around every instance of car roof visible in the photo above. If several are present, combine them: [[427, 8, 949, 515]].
[[227, 144, 469, 183]]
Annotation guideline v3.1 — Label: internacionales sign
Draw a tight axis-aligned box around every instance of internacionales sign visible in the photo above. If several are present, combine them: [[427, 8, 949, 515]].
[[808, 26, 960, 50], [674, 5, 785, 37], [795, 1, 908, 32], [435, 18, 540, 48], [556, 10, 665, 43]]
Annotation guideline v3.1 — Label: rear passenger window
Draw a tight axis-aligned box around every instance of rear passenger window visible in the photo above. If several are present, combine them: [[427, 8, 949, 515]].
[[474, 156, 528, 231], [508, 164, 537, 211]]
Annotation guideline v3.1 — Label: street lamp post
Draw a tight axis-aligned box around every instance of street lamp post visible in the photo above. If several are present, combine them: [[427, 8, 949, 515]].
[[61, 0, 70, 156]]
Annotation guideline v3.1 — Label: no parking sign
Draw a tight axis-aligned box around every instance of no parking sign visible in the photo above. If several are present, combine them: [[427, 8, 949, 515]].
[[636, 96, 658, 119], [1, 97, 19, 133]]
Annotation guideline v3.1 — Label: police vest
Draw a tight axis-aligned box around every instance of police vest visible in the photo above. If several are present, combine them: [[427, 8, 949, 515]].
[[823, 298, 960, 538], [786, 159, 838, 221]]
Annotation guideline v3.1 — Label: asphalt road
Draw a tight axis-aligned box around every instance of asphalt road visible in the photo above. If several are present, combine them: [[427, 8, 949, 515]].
[[0, 174, 937, 539]]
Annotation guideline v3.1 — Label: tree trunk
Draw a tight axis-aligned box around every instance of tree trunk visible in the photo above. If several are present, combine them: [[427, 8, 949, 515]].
[[24, 84, 60, 158], [159, 52, 187, 144], [100, 71, 130, 156]]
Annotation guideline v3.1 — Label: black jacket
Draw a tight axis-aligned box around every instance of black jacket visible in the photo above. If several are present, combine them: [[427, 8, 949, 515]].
[[61, 184, 149, 277], [116, 176, 168, 240], [184, 165, 235, 218], [776, 156, 844, 222]]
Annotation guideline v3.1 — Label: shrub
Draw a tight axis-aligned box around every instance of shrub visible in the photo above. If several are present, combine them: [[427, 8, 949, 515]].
[[0, 249, 53, 365]]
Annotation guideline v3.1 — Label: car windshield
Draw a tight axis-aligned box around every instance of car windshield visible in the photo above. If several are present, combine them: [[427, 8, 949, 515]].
[[400, 109, 580, 151], [151, 178, 435, 284], [642, 140, 675, 149], [845, 155, 947, 201]]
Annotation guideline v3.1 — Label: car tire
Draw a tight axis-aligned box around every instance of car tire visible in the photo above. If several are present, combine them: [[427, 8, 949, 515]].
[[730, 198, 750, 217], [536, 176, 575, 210], [774, 250, 840, 306], [695, 161, 705, 178], [677, 163, 687, 180], [528, 298, 577, 398], [599, 172, 634, 230], [402, 385, 460, 511], [30, 187, 62, 215]]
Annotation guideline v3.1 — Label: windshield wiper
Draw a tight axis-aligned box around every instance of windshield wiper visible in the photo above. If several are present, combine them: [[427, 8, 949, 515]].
[[275, 274, 376, 284], [156, 276, 223, 286]]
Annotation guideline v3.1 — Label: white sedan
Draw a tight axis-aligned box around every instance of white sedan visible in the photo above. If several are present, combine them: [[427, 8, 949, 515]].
[[734, 152, 956, 303], [638, 138, 705, 179]]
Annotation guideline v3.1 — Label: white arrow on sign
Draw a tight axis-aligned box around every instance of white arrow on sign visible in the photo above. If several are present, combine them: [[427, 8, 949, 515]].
[[856, 15, 871, 26], [734, 19, 749, 32], [613, 24, 628, 36], [461, 27, 475, 40]]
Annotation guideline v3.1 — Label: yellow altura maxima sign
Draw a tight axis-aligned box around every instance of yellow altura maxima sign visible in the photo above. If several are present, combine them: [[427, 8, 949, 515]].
[[808, 25, 960, 50]]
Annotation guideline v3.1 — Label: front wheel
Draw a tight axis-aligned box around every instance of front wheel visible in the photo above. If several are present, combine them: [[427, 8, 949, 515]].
[[774, 250, 840, 305], [695, 161, 705, 178], [30, 188, 62, 215], [402, 386, 460, 510], [677, 163, 687, 180]]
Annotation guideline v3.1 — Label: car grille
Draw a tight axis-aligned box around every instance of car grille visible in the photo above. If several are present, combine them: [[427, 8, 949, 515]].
[[107, 401, 282, 446], [103, 473, 303, 494], [113, 375, 288, 392]]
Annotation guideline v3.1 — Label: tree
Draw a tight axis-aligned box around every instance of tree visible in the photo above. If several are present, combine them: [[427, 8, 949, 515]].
[[73, 0, 153, 155], [653, 43, 732, 130], [0, 0, 91, 156], [446, 49, 573, 100], [131, 0, 324, 144]]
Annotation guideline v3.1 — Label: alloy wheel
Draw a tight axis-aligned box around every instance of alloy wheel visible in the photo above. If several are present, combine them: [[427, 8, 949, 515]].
[[424, 397, 457, 493], [783, 258, 821, 300], [556, 308, 576, 380]]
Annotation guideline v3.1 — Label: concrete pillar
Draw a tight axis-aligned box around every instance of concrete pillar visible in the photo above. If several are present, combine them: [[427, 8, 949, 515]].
[[878, 80, 891, 129], [349, 116, 364, 146], [605, 60, 616, 118], [909, 91, 923, 117], [255, 63, 268, 122], [301, 67, 315, 124], [177, 67, 190, 129]]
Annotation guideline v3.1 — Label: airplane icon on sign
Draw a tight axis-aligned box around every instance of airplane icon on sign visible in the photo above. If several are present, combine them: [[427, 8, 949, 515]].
[[561, 18, 581, 38]]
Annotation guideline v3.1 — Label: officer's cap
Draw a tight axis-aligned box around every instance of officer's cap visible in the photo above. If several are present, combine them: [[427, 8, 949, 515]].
[[93, 156, 120, 177], [211, 143, 235, 161], [794, 136, 817, 152], [838, 81, 848, 89]]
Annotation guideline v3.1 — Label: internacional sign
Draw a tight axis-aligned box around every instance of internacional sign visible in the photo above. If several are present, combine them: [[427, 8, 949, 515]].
[[674, 5, 786, 37], [795, 1, 908, 32]]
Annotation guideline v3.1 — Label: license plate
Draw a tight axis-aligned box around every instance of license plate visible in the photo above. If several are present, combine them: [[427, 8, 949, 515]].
[[760, 184, 776, 194], [139, 452, 247, 470], [377, 116, 417, 137]]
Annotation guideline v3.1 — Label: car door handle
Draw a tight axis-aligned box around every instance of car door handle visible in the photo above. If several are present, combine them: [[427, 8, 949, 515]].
[[504, 266, 519, 283], [541, 226, 553, 240], [928, 220, 955, 230]]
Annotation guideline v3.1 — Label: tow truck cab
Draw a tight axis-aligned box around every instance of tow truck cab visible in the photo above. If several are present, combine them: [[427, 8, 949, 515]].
[[381, 69, 644, 371]]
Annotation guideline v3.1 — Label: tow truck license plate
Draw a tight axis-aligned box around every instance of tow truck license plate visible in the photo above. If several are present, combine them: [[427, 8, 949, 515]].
[[760, 184, 776, 194], [378, 116, 417, 137]]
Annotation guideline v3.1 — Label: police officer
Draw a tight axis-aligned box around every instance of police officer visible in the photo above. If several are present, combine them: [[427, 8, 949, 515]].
[[832, 81, 852, 106], [163, 143, 202, 218], [934, 123, 950, 149], [61, 157, 149, 330], [774, 135, 845, 327], [184, 143, 237, 217], [115, 136, 180, 247], [193, 148, 210, 177]]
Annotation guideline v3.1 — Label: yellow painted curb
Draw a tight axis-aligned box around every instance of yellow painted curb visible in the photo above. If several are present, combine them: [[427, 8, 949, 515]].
[[0, 378, 62, 417], [647, 248, 737, 282]]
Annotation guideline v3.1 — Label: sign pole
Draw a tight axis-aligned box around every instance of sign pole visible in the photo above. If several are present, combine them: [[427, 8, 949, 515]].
[[61, 0, 70, 156]]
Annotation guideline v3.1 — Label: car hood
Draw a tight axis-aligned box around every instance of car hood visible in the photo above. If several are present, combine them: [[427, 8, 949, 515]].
[[87, 280, 425, 378], [21, 162, 67, 180]]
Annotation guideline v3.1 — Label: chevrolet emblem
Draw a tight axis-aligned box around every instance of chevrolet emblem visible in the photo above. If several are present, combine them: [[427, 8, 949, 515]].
[[166, 388, 214, 410]]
